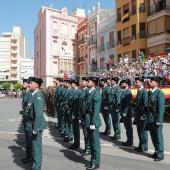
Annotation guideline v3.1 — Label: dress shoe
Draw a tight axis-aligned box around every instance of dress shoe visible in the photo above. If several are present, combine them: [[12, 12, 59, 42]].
[[110, 136, 121, 140], [61, 132, 65, 137], [22, 158, 32, 163], [64, 137, 73, 142], [21, 157, 29, 162], [122, 142, 133, 146], [81, 151, 91, 156], [149, 153, 157, 158], [100, 131, 111, 136], [137, 148, 148, 152], [154, 157, 164, 161], [69, 145, 79, 150], [86, 164, 100, 170], [134, 147, 139, 150]]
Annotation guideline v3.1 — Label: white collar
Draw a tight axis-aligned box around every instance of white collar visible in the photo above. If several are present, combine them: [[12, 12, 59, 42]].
[[83, 87, 87, 90], [32, 90, 39, 96], [152, 87, 157, 93], [67, 87, 71, 90], [124, 87, 129, 91], [104, 84, 107, 87], [89, 88, 95, 94], [112, 84, 117, 88], [139, 86, 144, 91], [74, 87, 78, 91]]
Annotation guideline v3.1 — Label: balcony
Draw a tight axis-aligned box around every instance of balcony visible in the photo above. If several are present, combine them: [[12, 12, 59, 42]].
[[11, 35, 19, 39], [11, 42, 18, 46], [11, 70, 18, 74], [52, 29, 58, 38], [11, 49, 18, 54], [139, 31, 146, 38], [121, 12, 130, 23], [98, 44, 105, 53], [11, 56, 18, 60], [71, 34, 76, 40], [78, 56, 87, 64], [148, 4, 170, 16], [117, 40, 122, 45], [11, 63, 18, 67], [52, 50, 60, 56], [147, 32, 170, 48], [106, 40, 115, 50], [88, 39, 97, 46], [78, 38, 85, 46]]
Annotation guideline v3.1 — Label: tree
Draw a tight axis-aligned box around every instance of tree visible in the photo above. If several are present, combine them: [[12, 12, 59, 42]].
[[13, 83, 22, 91], [2, 82, 11, 91]]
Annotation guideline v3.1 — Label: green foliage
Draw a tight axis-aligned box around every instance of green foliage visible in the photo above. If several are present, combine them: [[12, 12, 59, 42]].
[[2, 82, 11, 91], [13, 83, 22, 91]]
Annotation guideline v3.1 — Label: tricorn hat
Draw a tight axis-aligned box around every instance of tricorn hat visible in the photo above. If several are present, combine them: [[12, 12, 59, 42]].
[[135, 76, 144, 82], [31, 77, 43, 84], [89, 77, 99, 83], [82, 77, 89, 81], [111, 77, 119, 83], [119, 79, 131, 86]]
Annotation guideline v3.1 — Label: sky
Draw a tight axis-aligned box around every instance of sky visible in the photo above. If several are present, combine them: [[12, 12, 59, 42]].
[[0, 0, 115, 57]]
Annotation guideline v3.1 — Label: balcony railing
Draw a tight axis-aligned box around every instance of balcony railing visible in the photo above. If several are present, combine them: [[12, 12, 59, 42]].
[[139, 31, 146, 38], [78, 56, 86, 63], [106, 40, 115, 50], [98, 44, 105, 53], [78, 38, 85, 46], [117, 40, 122, 45], [88, 39, 97, 46], [148, 4, 170, 16]]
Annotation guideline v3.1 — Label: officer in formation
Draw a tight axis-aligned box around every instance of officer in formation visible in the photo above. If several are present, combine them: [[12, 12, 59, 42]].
[[21, 77, 32, 163], [21, 77, 47, 170]]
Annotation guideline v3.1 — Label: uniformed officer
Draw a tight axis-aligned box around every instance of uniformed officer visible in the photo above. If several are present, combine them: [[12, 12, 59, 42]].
[[108, 77, 121, 140], [134, 76, 148, 152], [79, 77, 91, 156], [85, 77, 101, 170], [26, 77, 47, 170], [100, 78, 111, 136], [147, 76, 165, 161], [63, 80, 74, 142], [54, 78, 62, 129], [69, 79, 80, 149], [120, 79, 133, 146], [21, 78, 33, 163]]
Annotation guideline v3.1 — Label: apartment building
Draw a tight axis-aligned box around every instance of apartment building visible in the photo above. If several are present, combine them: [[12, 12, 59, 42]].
[[0, 26, 28, 83], [98, 10, 116, 70], [34, 5, 85, 87], [116, 0, 148, 62], [147, 0, 170, 55], [20, 58, 34, 80], [77, 17, 88, 75]]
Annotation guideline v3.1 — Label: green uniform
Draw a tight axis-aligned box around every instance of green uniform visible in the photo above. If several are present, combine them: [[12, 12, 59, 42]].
[[55, 84, 62, 128], [85, 88, 101, 165], [147, 88, 165, 159], [22, 89, 32, 159], [120, 88, 133, 144], [63, 87, 74, 139], [26, 90, 47, 170], [135, 87, 148, 150], [108, 84, 121, 138], [71, 88, 80, 147], [79, 87, 90, 153], [101, 85, 111, 133]]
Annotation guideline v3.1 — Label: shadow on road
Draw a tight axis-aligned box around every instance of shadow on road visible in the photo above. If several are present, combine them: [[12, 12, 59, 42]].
[[8, 122, 31, 170]]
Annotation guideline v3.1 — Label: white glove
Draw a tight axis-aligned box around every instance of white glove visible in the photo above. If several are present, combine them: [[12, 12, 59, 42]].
[[123, 114, 127, 117], [140, 114, 146, 120], [104, 106, 108, 110], [33, 131, 37, 135], [90, 124, 95, 130], [72, 115, 75, 119], [116, 109, 120, 113], [156, 122, 161, 126], [79, 120, 81, 123]]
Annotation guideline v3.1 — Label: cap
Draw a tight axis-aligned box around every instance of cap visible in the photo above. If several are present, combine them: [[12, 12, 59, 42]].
[[119, 79, 131, 86], [100, 78, 107, 82], [135, 76, 144, 82], [111, 77, 119, 83], [31, 77, 43, 84], [82, 77, 89, 81], [89, 77, 99, 83]]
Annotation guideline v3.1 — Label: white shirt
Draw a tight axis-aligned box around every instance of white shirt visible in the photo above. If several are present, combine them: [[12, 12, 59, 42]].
[[112, 84, 117, 88], [139, 86, 144, 91], [74, 87, 78, 91], [152, 87, 157, 93], [89, 88, 95, 94]]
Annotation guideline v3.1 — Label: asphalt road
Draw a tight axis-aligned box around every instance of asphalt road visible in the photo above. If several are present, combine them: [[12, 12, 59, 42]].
[[0, 98, 170, 170]]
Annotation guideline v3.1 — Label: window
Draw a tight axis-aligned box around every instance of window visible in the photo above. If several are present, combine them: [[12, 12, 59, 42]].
[[117, 31, 121, 44], [61, 23, 67, 34], [157, 17, 164, 35], [139, 0, 145, 12], [140, 49, 146, 55], [109, 31, 114, 41], [71, 26, 75, 35], [118, 54, 122, 61], [148, 20, 156, 37], [166, 16, 170, 33], [117, 8, 121, 22], [131, 25, 136, 38], [131, 0, 136, 15], [53, 22, 58, 34], [132, 50, 136, 62], [123, 27, 130, 38], [139, 23, 146, 38]]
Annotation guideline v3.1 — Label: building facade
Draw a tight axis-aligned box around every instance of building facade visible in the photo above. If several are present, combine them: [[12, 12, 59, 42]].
[[147, 0, 170, 55], [34, 5, 85, 87], [0, 27, 28, 84], [77, 17, 88, 75], [20, 58, 34, 80], [116, 0, 148, 62], [98, 10, 116, 70]]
